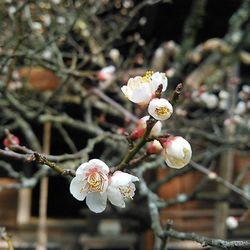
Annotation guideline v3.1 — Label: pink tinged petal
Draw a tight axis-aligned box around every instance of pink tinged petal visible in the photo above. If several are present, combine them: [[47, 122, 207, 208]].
[[88, 159, 109, 174], [86, 192, 107, 213], [111, 171, 139, 186], [70, 177, 87, 201], [107, 186, 125, 208], [75, 162, 90, 176]]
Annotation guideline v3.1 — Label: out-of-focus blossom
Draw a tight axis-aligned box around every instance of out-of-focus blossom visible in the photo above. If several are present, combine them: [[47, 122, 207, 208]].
[[32, 22, 42, 31], [8, 6, 16, 15], [177, 194, 188, 203], [52, 0, 61, 4], [219, 90, 229, 100], [42, 14, 52, 26], [235, 101, 246, 115], [121, 71, 168, 104], [139, 17, 147, 26], [107, 171, 139, 208], [162, 136, 192, 169], [97, 65, 116, 81], [42, 50, 52, 60], [242, 85, 250, 94], [3, 135, 20, 148], [208, 172, 217, 180], [219, 100, 228, 110], [226, 216, 239, 230], [148, 98, 173, 121], [109, 49, 120, 63], [200, 92, 218, 109], [57, 16, 66, 24]]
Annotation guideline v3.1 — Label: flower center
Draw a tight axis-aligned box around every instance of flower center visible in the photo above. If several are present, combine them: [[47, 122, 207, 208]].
[[87, 172, 103, 192], [142, 71, 153, 82], [119, 183, 135, 199], [155, 107, 169, 117]]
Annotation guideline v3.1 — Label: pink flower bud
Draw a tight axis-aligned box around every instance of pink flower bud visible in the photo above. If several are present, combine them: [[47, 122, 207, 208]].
[[3, 135, 20, 148], [147, 140, 163, 154]]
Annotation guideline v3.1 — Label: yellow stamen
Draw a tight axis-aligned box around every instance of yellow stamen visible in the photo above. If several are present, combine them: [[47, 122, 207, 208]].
[[142, 71, 154, 82], [155, 107, 169, 117], [119, 185, 134, 199], [87, 172, 103, 192]]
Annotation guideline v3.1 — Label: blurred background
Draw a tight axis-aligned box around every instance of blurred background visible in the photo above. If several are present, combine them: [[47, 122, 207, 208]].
[[0, 0, 250, 249]]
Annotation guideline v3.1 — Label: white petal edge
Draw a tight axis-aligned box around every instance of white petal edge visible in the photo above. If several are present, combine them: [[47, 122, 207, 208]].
[[88, 159, 109, 174], [111, 171, 139, 186], [107, 186, 125, 208], [86, 192, 107, 213], [70, 177, 87, 201], [130, 84, 152, 103]]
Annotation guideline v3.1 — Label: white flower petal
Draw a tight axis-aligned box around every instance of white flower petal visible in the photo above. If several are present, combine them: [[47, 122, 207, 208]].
[[110, 171, 139, 187], [70, 177, 87, 201], [76, 162, 89, 176], [150, 72, 168, 92], [150, 121, 162, 136], [86, 192, 107, 213], [88, 159, 109, 174], [130, 84, 152, 103], [107, 186, 125, 208]]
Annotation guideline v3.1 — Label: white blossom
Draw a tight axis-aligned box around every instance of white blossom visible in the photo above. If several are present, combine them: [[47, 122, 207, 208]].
[[121, 71, 168, 104], [57, 16, 66, 24], [163, 136, 192, 169], [200, 92, 218, 109], [219, 100, 228, 110], [97, 65, 115, 81], [109, 49, 120, 63], [235, 101, 246, 115], [107, 171, 139, 208], [242, 85, 250, 94], [219, 90, 229, 100], [8, 6, 16, 15], [148, 98, 173, 121], [32, 22, 42, 31], [226, 216, 239, 230], [70, 159, 109, 213]]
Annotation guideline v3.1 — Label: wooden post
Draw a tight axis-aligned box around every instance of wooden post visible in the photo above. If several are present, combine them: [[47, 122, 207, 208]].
[[37, 122, 51, 250], [17, 188, 32, 224], [214, 65, 238, 240]]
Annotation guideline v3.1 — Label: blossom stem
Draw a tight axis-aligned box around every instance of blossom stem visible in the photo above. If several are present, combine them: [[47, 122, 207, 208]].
[[28, 152, 76, 177], [116, 119, 156, 171]]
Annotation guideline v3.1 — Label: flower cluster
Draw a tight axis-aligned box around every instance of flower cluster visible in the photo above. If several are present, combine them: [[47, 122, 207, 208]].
[[121, 71, 173, 120], [70, 159, 138, 213], [122, 71, 192, 169]]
